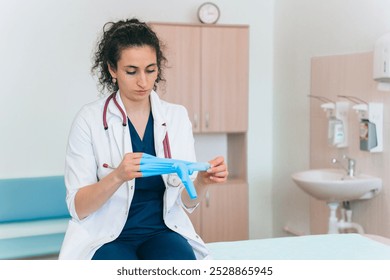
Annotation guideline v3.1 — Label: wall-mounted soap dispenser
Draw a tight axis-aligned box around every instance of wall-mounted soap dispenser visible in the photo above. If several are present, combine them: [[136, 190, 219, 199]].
[[353, 103, 383, 152], [320, 101, 349, 148]]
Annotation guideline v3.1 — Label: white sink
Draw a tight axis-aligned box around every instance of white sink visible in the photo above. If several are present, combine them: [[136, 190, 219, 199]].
[[291, 168, 382, 202]]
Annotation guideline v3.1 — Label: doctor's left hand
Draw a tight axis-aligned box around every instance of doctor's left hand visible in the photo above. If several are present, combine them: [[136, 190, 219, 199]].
[[197, 156, 228, 186], [182, 156, 228, 208]]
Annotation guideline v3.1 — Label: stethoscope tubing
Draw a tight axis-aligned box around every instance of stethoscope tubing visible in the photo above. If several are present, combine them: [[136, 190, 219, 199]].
[[102, 92, 172, 161], [101, 93, 202, 198], [103, 93, 127, 129]]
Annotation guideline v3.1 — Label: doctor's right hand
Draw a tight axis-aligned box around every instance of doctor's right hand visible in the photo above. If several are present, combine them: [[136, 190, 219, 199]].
[[112, 152, 144, 183]]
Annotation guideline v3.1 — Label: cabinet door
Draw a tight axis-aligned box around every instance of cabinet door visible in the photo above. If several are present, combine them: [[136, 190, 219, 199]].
[[151, 24, 202, 132], [201, 26, 249, 132], [200, 181, 249, 243]]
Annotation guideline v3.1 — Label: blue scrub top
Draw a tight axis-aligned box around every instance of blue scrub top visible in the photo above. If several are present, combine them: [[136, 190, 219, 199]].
[[119, 112, 169, 240]]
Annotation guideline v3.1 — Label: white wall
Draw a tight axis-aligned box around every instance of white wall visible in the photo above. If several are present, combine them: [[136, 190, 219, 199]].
[[273, 0, 390, 236], [0, 1, 274, 239]]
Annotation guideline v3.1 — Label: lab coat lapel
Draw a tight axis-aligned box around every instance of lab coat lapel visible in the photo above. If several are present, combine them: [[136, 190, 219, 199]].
[[150, 91, 168, 159], [107, 93, 132, 160], [110, 123, 127, 160]]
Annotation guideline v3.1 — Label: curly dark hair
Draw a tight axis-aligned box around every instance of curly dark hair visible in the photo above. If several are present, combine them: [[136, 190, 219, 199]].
[[91, 18, 167, 94]]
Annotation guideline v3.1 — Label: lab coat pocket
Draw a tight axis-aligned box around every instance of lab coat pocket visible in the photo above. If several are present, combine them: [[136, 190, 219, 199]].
[[97, 164, 113, 182]]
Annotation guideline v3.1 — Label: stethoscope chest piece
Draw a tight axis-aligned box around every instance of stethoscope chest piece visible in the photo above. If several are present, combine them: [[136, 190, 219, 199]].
[[167, 174, 181, 187]]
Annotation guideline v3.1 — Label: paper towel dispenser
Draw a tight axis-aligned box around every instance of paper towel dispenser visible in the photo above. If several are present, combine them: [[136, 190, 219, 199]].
[[373, 33, 390, 82]]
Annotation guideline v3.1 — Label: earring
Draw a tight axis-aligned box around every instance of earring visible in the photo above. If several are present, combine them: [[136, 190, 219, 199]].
[[112, 78, 117, 84]]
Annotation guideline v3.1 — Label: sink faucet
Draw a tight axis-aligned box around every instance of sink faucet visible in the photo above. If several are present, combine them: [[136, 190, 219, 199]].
[[331, 155, 356, 177]]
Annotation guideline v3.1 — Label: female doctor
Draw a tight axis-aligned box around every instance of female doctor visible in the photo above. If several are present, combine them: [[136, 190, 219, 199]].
[[59, 18, 228, 260]]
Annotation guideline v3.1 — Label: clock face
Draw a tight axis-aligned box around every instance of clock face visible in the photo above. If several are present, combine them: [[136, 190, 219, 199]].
[[198, 2, 220, 24]]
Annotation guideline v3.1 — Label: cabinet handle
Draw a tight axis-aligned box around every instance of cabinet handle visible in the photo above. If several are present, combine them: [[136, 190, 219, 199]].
[[205, 112, 209, 129], [205, 190, 210, 207], [193, 113, 198, 129]]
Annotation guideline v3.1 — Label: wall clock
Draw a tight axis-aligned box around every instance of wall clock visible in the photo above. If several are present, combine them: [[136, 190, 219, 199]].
[[197, 2, 220, 24]]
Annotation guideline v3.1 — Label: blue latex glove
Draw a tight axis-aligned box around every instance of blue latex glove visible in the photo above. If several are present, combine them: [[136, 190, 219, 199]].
[[139, 153, 211, 199]]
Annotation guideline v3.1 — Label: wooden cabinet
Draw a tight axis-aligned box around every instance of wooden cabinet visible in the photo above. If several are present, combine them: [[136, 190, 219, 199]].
[[151, 23, 249, 133], [190, 180, 249, 243], [150, 23, 249, 242], [188, 132, 249, 243]]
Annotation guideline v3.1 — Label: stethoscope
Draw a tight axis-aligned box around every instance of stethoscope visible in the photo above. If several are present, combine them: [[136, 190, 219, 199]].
[[101, 92, 180, 187]]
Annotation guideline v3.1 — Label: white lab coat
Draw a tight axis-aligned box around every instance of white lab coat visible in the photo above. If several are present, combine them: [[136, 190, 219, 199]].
[[59, 91, 210, 260]]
